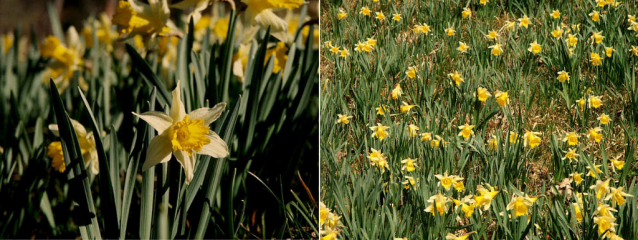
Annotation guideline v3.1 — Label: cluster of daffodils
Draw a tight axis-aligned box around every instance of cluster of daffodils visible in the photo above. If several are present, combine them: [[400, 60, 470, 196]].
[[320, 202, 343, 240]]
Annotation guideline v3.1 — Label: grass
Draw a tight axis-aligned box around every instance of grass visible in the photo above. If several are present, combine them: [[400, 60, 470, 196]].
[[320, 0, 638, 239], [0, 1, 318, 239]]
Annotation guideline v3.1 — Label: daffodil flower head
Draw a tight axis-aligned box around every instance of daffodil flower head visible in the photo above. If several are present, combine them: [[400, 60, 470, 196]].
[[113, 0, 175, 38], [557, 71, 570, 82], [489, 43, 503, 56], [360, 6, 371, 16], [606, 187, 633, 206], [523, 130, 542, 148], [375, 12, 385, 21], [551, 10, 561, 19], [528, 40, 542, 54], [590, 11, 601, 22], [457, 42, 470, 53], [570, 172, 584, 185], [562, 148, 579, 163], [133, 81, 229, 184], [391, 84, 403, 99], [495, 91, 509, 106], [405, 66, 417, 79], [48, 119, 99, 174], [337, 9, 347, 20], [393, 13, 401, 21], [598, 113, 611, 124], [447, 71, 464, 86], [400, 101, 417, 113], [457, 124, 474, 140], [407, 124, 419, 137], [506, 194, 534, 218], [461, 7, 472, 18], [551, 28, 563, 39], [476, 87, 492, 102], [562, 132, 579, 146], [425, 193, 450, 216], [335, 114, 352, 124], [445, 232, 475, 240], [370, 123, 390, 140], [401, 158, 417, 172], [486, 30, 499, 40], [445, 27, 456, 36], [518, 16, 531, 28]]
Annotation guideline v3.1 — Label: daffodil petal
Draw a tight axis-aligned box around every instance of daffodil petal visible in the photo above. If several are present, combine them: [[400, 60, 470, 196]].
[[200, 131, 229, 158], [254, 9, 288, 34], [143, 132, 173, 171], [170, 81, 186, 122], [189, 102, 227, 126], [173, 149, 194, 184], [70, 119, 88, 136], [133, 111, 173, 134]]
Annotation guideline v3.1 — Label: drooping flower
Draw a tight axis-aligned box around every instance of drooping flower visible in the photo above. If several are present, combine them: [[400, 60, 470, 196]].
[[610, 157, 625, 171], [407, 124, 420, 137], [425, 193, 451, 216], [476, 87, 491, 102], [590, 11, 601, 22], [489, 43, 503, 56], [420, 132, 432, 142], [495, 91, 509, 106], [606, 187, 634, 206], [337, 9, 347, 20], [461, 8, 472, 18], [391, 84, 403, 99], [112, 0, 175, 38], [557, 71, 570, 82], [458, 124, 475, 140], [370, 123, 390, 140], [475, 184, 499, 210], [592, 31, 605, 44], [506, 194, 535, 218], [523, 130, 542, 148], [587, 164, 603, 178], [336, 114, 352, 124], [133, 81, 229, 184], [400, 102, 417, 113], [448, 71, 464, 86], [590, 52, 603, 66], [401, 158, 417, 172], [605, 47, 616, 57]]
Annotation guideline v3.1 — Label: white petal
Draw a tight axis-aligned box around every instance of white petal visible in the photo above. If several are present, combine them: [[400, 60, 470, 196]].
[[232, 59, 245, 81], [170, 81, 186, 122], [133, 111, 174, 134], [254, 10, 288, 33], [142, 132, 174, 171], [173, 149, 194, 184], [189, 102, 226, 126], [70, 119, 88, 136], [200, 132, 229, 158], [48, 124, 60, 137], [90, 149, 99, 174]]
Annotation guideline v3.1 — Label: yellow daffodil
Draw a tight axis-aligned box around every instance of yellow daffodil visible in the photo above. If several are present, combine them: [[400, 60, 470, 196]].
[[590, 11, 601, 22], [82, 13, 118, 52], [368, 148, 389, 173], [489, 43, 503, 56], [370, 123, 390, 140], [336, 114, 352, 124], [592, 31, 605, 44], [551, 10, 561, 19], [40, 28, 86, 93], [476, 87, 492, 102], [488, 136, 498, 150], [420, 132, 432, 142], [518, 16, 531, 28], [567, 34, 578, 47], [475, 184, 499, 210], [401, 158, 417, 172], [458, 124, 475, 140], [360, 7, 371, 16], [591, 52, 603, 66], [376, 12, 385, 21], [506, 194, 534, 218], [436, 172, 463, 190], [445, 232, 475, 240], [392, 84, 403, 99], [445, 27, 456, 36], [402, 176, 418, 190], [563, 132, 579, 146], [457, 42, 470, 53], [551, 28, 563, 39], [133, 81, 229, 184], [523, 130, 542, 148], [393, 14, 401, 21], [448, 71, 464, 86], [594, 215, 617, 236], [479, 0, 489, 5], [587, 164, 603, 178], [376, 105, 387, 116], [504, 21, 516, 31], [563, 148, 579, 163], [606, 187, 633, 206], [509, 131, 520, 144], [337, 9, 347, 20], [407, 124, 419, 137], [425, 193, 450, 216], [576, 98, 586, 110], [495, 91, 509, 106], [570, 172, 584, 185], [557, 71, 570, 82], [414, 24, 431, 34], [48, 119, 99, 174], [604, 47, 615, 58], [598, 113, 610, 124], [486, 30, 499, 40], [400, 101, 417, 113], [610, 157, 625, 171], [113, 0, 176, 38], [588, 95, 602, 108], [330, 46, 340, 53], [339, 48, 349, 58], [406, 66, 417, 79], [528, 40, 542, 54], [587, 127, 603, 143], [631, 46, 638, 56], [461, 8, 472, 18]]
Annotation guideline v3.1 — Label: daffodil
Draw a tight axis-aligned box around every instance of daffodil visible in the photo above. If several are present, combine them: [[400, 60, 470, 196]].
[[407, 124, 419, 137], [598, 113, 610, 124], [425, 193, 450, 216], [457, 42, 470, 53], [391, 84, 403, 99], [576, 98, 586, 110], [605, 47, 616, 57], [48, 119, 99, 174], [479, 0, 489, 5], [572, 202, 584, 222], [509, 131, 520, 144], [504, 21, 516, 31], [337, 9, 347, 20], [435, 172, 463, 190], [476, 87, 491, 102], [507, 194, 534, 218], [610, 157, 625, 171], [488, 136, 498, 150], [336, 114, 352, 124], [376, 106, 387, 116], [393, 13, 401, 21], [448, 71, 464, 86], [360, 7, 371, 16], [631, 46, 638, 56], [587, 164, 603, 178], [370, 123, 390, 140], [40, 28, 85, 92], [368, 148, 389, 173], [113, 0, 176, 38], [406, 66, 417, 79], [446, 232, 475, 240], [420, 132, 432, 142], [82, 13, 118, 52], [339, 48, 349, 58], [375, 12, 385, 21], [595, 203, 617, 217], [551, 10, 561, 19], [518, 16, 531, 28], [523, 130, 542, 148], [475, 184, 499, 210], [570, 172, 584, 185], [486, 30, 499, 40], [495, 91, 509, 106], [458, 124, 474, 140], [265, 41, 289, 74], [445, 27, 456, 36], [590, 11, 601, 22], [606, 187, 633, 206], [563, 132, 579, 146], [588, 95, 603, 109], [592, 31, 605, 44], [489, 43, 503, 56], [594, 215, 617, 236], [133, 81, 229, 184], [591, 52, 603, 66], [461, 8, 472, 18], [551, 28, 563, 39], [567, 34, 578, 47], [557, 71, 570, 82], [401, 158, 417, 172], [414, 24, 431, 34], [400, 102, 417, 113], [402, 176, 418, 190], [563, 148, 579, 163], [528, 40, 542, 54]]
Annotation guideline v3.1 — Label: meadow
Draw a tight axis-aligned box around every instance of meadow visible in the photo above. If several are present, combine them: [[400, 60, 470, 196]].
[[320, 0, 638, 239], [0, 0, 318, 239]]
